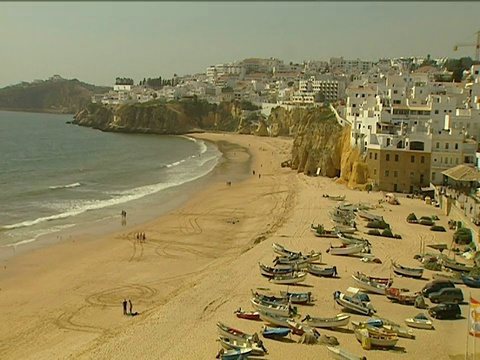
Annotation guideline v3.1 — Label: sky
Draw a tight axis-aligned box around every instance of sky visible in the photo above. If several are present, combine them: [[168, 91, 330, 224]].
[[1, 1, 479, 88]]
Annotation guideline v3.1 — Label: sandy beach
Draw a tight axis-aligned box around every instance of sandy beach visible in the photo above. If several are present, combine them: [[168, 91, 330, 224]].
[[0, 133, 479, 360]]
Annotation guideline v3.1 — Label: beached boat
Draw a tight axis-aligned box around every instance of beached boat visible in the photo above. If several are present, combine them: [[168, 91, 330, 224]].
[[311, 224, 339, 238], [338, 233, 371, 246], [326, 345, 367, 360], [362, 318, 415, 339], [334, 223, 357, 234], [324, 194, 346, 201], [250, 297, 295, 317], [258, 310, 292, 327], [307, 263, 338, 277], [216, 322, 254, 342], [301, 313, 350, 328], [333, 288, 376, 316], [357, 210, 384, 222], [462, 275, 480, 288], [252, 291, 289, 305], [391, 261, 424, 278], [234, 308, 260, 321], [405, 313, 434, 330], [272, 243, 298, 257], [260, 325, 291, 339], [286, 319, 318, 336], [258, 262, 294, 278], [217, 336, 267, 356], [331, 213, 355, 224], [442, 258, 475, 272], [331, 215, 357, 227], [354, 326, 399, 349], [279, 291, 313, 304], [432, 272, 463, 284], [217, 348, 253, 360], [327, 242, 366, 256], [351, 272, 391, 295], [329, 209, 355, 220], [385, 287, 418, 305], [269, 271, 307, 285]]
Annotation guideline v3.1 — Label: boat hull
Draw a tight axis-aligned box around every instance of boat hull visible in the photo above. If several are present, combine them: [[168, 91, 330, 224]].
[[352, 274, 388, 295], [303, 314, 350, 328]]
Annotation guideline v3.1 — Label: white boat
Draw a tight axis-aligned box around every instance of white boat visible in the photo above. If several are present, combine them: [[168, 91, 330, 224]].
[[338, 233, 370, 246], [216, 322, 254, 342], [324, 194, 346, 201], [391, 261, 424, 279], [269, 271, 307, 285], [258, 262, 294, 278], [326, 345, 367, 360], [405, 313, 434, 330], [301, 313, 350, 328], [327, 242, 366, 256], [361, 318, 415, 339], [334, 224, 357, 234], [307, 263, 338, 277], [217, 336, 266, 356], [272, 243, 298, 257], [258, 310, 292, 327], [333, 287, 376, 316], [354, 326, 399, 348], [351, 272, 390, 295], [250, 297, 294, 317], [274, 251, 321, 266], [286, 319, 318, 336], [218, 348, 253, 360], [357, 210, 384, 222]]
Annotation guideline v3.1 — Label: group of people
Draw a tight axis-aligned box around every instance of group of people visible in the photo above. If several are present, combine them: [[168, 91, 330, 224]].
[[122, 299, 138, 316], [135, 232, 146, 242]]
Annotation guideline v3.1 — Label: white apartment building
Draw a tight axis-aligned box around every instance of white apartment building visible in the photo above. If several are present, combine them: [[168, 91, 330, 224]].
[[298, 77, 347, 102], [330, 57, 374, 74]]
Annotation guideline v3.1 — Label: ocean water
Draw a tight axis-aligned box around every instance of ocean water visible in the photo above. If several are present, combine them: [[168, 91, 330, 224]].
[[0, 110, 221, 248]]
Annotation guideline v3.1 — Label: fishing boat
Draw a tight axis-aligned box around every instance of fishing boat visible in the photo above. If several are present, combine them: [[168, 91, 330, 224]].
[[307, 263, 338, 277], [250, 297, 295, 317], [279, 291, 313, 304], [331, 216, 357, 227], [362, 318, 415, 339], [326, 345, 367, 360], [329, 209, 355, 220], [274, 250, 322, 266], [334, 223, 357, 234], [258, 310, 292, 327], [324, 194, 346, 201], [260, 325, 291, 339], [301, 313, 350, 328], [462, 275, 480, 288], [338, 233, 371, 246], [385, 287, 418, 305], [311, 224, 339, 238], [432, 272, 463, 284], [357, 210, 384, 222], [333, 287, 376, 316], [272, 243, 298, 257], [234, 308, 260, 321], [258, 262, 294, 278], [327, 242, 366, 256], [217, 336, 267, 356], [351, 272, 391, 295], [405, 313, 434, 330], [269, 271, 307, 285], [443, 258, 475, 272], [216, 322, 254, 342], [354, 326, 399, 348], [391, 261, 424, 279], [286, 319, 318, 336], [217, 347, 252, 360], [252, 291, 289, 305]]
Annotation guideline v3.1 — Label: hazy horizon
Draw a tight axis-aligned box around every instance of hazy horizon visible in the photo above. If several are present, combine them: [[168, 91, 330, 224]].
[[1, 1, 479, 88]]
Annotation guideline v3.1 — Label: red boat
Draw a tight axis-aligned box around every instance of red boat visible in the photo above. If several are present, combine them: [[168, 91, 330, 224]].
[[235, 307, 261, 321]]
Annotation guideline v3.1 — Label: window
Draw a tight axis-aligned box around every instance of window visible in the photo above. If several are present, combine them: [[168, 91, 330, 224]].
[[411, 155, 415, 163], [435, 110, 439, 114], [395, 154, 399, 162], [369, 153, 372, 159], [410, 172, 414, 179], [386, 154, 390, 161], [374, 169, 377, 175], [436, 142, 439, 149], [421, 156, 425, 164], [455, 143, 458, 150], [394, 171, 398, 177], [393, 90, 398, 94], [432, 172, 436, 181], [385, 170, 390, 177], [374, 153, 377, 160], [445, 143, 449, 150]]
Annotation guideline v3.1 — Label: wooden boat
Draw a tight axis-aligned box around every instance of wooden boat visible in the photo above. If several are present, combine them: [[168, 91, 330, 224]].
[[333, 288, 376, 316], [234, 308, 260, 321], [272, 243, 298, 257], [432, 272, 463, 284], [351, 272, 391, 295], [324, 194, 346, 201], [286, 319, 318, 336], [331, 216, 357, 227], [329, 209, 355, 220], [307, 263, 338, 277], [218, 348, 253, 360], [279, 291, 313, 304], [274, 250, 321, 267], [462, 275, 480, 288], [443, 258, 475, 273], [331, 213, 354, 224], [269, 271, 307, 285], [357, 210, 384, 222], [258, 310, 292, 327], [250, 297, 295, 317], [338, 232, 371, 246], [327, 242, 366, 256], [326, 345, 367, 360], [366, 220, 390, 229], [334, 223, 357, 234], [252, 291, 289, 305], [217, 336, 266, 356], [363, 318, 415, 339], [311, 224, 339, 238], [258, 262, 294, 278], [405, 313, 434, 330], [354, 326, 399, 348], [301, 313, 350, 328], [385, 287, 418, 305], [216, 322, 254, 342], [391, 261, 424, 278], [260, 325, 291, 339]]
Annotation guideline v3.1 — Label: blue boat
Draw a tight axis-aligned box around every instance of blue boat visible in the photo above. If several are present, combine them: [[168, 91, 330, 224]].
[[462, 275, 480, 288], [261, 326, 291, 339], [217, 347, 252, 360]]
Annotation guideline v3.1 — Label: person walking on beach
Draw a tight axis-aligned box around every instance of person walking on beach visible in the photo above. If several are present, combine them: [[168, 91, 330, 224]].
[[122, 299, 127, 315], [129, 300, 133, 314]]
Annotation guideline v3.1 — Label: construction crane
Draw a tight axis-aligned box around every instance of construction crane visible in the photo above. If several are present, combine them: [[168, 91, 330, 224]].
[[453, 31, 480, 61]]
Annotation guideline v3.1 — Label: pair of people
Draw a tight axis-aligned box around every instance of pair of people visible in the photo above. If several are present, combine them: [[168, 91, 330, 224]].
[[122, 299, 134, 315]]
